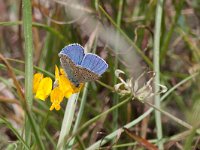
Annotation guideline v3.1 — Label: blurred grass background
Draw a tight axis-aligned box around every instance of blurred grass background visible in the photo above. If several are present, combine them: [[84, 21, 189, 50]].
[[0, 0, 200, 149]]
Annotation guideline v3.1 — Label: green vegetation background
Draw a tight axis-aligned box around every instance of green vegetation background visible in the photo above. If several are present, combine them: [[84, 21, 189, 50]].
[[0, 0, 200, 149]]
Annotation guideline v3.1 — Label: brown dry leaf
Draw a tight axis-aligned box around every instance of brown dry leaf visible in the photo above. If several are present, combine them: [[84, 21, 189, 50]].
[[123, 127, 158, 150]]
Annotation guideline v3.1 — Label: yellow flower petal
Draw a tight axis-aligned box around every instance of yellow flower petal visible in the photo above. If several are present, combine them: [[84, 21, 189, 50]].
[[72, 83, 84, 93], [60, 68, 65, 75], [33, 73, 43, 93], [55, 65, 60, 80], [55, 104, 61, 111], [49, 105, 54, 111], [64, 90, 73, 99], [35, 77, 52, 101], [50, 87, 64, 103], [55, 66, 84, 99], [59, 75, 73, 93], [50, 87, 64, 111]]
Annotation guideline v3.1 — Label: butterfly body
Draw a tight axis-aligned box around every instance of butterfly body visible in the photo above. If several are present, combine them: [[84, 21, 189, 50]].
[[59, 44, 108, 87]]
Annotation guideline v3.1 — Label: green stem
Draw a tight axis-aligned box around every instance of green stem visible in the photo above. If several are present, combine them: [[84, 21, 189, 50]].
[[68, 97, 131, 144], [23, 0, 33, 146], [86, 108, 153, 150], [26, 110, 45, 150], [57, 93, 79, 150], [86, 73, 198, 150], [145, 101, 192, 129], [23, 0, 33, 110], [0, 118, 29, 149], [160, 0, 184, 62], [6, 58, 54, 78], [176, 27, 200, 61], [0, 54, 45, 150], [0, 21, 65, 41], [68, 83, 89, 149], [113, 0, 123, 140], [153, 0, 164, 149], [99, 5, 153, 68]]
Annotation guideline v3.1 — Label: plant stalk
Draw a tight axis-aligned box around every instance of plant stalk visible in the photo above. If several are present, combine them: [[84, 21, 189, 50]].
[[153, 0, 164, 149]]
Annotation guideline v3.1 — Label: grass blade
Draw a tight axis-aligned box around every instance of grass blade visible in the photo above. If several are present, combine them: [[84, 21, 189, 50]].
[[22, 0, 34, 145], [68, 83, 89, 149], [153, 0, 164, 149], [57, 93, 79, 150], [86, 73, 198, 150], [0, 118, 29, 150]]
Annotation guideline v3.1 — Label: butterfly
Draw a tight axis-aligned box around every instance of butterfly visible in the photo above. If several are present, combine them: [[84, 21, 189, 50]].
[[58, 43, 108, 87]]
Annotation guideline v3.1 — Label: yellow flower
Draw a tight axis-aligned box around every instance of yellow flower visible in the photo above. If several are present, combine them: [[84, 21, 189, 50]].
[[33, 73, 43, 93], [55, 65, 83, 98], [50, 87, 64, 111], [33, 65, 83, 111], [60, 67, 84, 93], [35, 77, 52, 101]]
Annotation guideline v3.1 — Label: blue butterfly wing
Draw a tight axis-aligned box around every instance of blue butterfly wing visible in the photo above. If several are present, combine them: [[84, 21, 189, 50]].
[[59, 44, 108, 85], [59, 54, 80, 87], [74, 66, 99, 82], [58, 43, 85, 65], [81, 53, 108, 76], [59, 54, 99, 85]]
